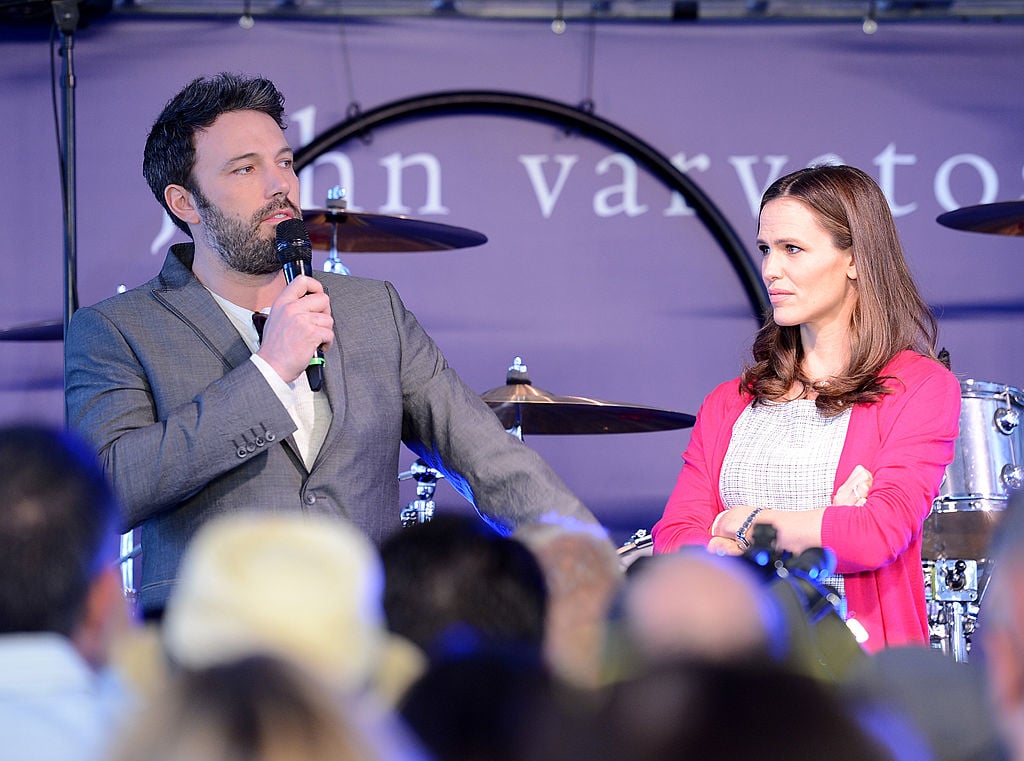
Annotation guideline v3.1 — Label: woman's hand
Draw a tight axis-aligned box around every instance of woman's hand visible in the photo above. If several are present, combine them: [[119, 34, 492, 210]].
[[707, 536, 745, 556], [833, 464, 873, 506], [710, 506, 758, 538]]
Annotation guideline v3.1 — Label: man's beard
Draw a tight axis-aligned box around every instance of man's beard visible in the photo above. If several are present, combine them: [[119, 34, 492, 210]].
[[193, 188, 300, 276]]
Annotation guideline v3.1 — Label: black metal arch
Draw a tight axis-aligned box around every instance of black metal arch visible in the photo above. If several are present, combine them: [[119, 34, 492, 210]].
[[294, 89, 768, 321]]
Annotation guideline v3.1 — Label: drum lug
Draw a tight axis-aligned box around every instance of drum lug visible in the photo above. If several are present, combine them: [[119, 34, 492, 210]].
[[994, 405, 1020, 435], [1001, 464, 1024, 491]]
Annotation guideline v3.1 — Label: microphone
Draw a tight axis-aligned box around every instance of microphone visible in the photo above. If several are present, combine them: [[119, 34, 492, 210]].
[[274, 217, 325, 392], [788, 546, 837, 581]]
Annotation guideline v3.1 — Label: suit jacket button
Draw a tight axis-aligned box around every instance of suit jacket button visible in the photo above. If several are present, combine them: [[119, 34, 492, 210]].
[[304, 493, 316, 505], [236, 448, 247, 458]]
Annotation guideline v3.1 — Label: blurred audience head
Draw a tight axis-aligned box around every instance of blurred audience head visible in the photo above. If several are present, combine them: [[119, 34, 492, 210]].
[[109, 654, 379, 761], [981, 490, 1024, 760], [842, 645, 1003, 761], [380, 514, 547, 658], [0, 423, 122, 666], [399, 644, 575, 761], [619, 548, 783, 666], [593, 659, 893, 761], [162, 512, 422, 702], [515, 518, 623, 687]]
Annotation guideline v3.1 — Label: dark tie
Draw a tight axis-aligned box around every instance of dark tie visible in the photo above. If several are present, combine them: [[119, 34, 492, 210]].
[[252, 312, 268, 344]]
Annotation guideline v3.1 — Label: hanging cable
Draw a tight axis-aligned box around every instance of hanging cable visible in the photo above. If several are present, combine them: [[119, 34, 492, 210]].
[[579, 6, 597, 113], [336, 0, 368, 142]]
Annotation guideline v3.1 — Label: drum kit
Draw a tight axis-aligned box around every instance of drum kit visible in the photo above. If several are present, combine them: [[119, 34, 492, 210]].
[[923, 377, 1023, 661], [924, 200, 1024, 661], [4, 190, 1021, 662]]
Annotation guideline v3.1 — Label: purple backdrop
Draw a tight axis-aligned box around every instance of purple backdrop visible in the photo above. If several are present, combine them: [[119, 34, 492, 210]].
[[2, 16, 1022, 536]]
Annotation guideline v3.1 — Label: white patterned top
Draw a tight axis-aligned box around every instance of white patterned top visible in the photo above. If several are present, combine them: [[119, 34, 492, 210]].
[[720, 399, 852, 596]]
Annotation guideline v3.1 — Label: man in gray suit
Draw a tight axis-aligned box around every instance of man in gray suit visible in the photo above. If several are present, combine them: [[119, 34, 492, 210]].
[[64, 72, 598, 618]]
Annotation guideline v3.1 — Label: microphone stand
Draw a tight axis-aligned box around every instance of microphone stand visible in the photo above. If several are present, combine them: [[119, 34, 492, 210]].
[[53, 0, 81, 340]]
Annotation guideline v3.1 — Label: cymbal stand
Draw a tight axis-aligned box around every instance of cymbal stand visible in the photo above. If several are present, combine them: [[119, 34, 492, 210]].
[[322, 186, 351, 275], [53, 0, 82, 341], [399, 458, 444, 526], [503, 356, 529, 441], [927, 558, 980, 662]]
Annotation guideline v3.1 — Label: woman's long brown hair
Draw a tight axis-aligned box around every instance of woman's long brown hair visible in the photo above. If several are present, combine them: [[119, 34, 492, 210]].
[[741, 165, 938, 416]]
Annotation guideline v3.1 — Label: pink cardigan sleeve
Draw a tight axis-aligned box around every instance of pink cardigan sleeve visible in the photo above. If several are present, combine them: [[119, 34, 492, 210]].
[[652, 378, 747, 553], [821, 352, 961, 574]]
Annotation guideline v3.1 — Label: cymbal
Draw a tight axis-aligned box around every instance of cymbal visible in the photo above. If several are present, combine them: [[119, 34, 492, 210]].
[[481, 381, 696, 435], [936, 200, 1024, 236], [302, 209, 488, 252], [0, 319, 63, 342]]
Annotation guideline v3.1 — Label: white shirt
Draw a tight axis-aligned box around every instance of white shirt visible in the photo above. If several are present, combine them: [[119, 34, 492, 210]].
[[720, 399, 852, 595], [210, 292, 332, 471], [0, 633, 127, 761]]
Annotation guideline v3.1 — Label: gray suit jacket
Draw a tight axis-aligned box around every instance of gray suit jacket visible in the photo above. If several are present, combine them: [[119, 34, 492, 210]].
[[65, 244, 596, 613]]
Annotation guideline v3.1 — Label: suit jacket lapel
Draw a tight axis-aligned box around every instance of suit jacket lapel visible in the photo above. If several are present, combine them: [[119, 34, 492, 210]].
[[151, 244, 304, 461], [152, 247, 253, 372], [313, 272, 347, 469]]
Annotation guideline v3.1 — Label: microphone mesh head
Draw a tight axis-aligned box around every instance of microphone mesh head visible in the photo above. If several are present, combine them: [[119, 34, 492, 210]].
[[275, 218, 312, 264]]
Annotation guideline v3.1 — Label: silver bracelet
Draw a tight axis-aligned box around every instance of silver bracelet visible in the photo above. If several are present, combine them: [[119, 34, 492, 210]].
[[735, 507, 765, 550]]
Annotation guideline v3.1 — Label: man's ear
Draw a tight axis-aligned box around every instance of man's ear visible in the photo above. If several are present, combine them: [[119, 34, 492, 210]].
[[165, 184, 201, 227]]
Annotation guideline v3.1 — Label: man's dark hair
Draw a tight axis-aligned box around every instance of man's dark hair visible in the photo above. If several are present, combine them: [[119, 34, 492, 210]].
[[142, 72, 288, 237], [380, 514, 548, 658], [0, 424, 118, 635]]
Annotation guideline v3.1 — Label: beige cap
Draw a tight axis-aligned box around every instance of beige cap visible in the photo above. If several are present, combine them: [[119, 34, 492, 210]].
[[162, 512, 388, 694]]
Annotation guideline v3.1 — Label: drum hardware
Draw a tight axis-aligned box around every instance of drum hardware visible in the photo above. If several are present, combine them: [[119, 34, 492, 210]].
[[936, 199, 1024, 237], [399, 458, 444, 526], [1002, 464, 1024, 491], [925, 558, 986, 664], [930, 558, 979, 603], [994, 404, 1020, 435], [927, 598, 980, 664], [321, 186, 352, 275], [618, 527, 653, 554], [617, 528, 654, 570], [480, 357, 696, 437]]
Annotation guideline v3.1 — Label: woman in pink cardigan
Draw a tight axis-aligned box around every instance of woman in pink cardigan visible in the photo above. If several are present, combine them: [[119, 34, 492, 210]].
[[652, 165, 960, 653]]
